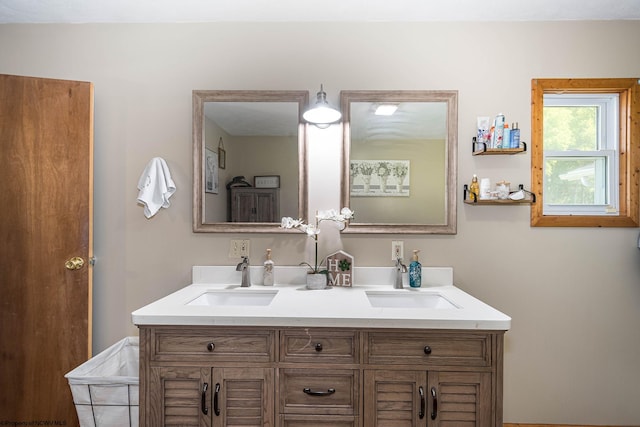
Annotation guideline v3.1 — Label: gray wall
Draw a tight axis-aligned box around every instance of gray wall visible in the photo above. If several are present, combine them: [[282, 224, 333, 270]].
[[1, 21, 639, 424]]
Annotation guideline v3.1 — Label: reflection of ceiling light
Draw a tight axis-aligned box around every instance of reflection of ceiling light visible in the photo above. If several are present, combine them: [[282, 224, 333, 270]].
[[375, 104, 398, 116], [303, 84, 342, 127]]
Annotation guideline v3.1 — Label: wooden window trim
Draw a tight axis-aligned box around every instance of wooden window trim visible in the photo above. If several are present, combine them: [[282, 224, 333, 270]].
[[531, 78, 640, 227]]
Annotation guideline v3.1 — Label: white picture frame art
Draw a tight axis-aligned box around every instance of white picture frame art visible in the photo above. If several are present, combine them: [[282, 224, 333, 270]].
[[350, 160, 410, 197], [205, 148, 219, 194]]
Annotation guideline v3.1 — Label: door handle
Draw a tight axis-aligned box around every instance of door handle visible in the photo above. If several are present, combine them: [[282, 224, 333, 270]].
[[65, 257, 85, 270], [418, 386, 425, 419], [214, 383, 221, 416], [201, 382, 208, 415], [431, 386, 438, 420]]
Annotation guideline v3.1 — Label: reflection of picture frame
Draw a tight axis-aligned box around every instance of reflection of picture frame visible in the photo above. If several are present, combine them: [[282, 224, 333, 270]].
[[350, 160, 410, 197], [218, 147, 226, 169], [254, 175, 280, 188], [205, 148, 219, 194]]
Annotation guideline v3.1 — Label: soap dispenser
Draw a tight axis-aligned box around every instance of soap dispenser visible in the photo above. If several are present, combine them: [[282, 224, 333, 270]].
[[409, 250, 422, 288], [263, 249, 274, 286]]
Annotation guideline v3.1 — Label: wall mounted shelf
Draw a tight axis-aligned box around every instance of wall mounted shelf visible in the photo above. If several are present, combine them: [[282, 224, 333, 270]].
[[472, 140, 527, 155], [463, 184, 536, 205]]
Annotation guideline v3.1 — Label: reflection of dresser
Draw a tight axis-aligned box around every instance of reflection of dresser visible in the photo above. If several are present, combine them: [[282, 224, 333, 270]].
[[230, 187, 279, 222]]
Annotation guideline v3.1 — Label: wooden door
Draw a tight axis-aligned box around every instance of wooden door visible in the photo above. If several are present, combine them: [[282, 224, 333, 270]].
[[212, 367, 274, 427], [363, 370, 427, 427], [427, 371, 492, 427], [0, 74, 93, 426], [148, 367, 212, 427]]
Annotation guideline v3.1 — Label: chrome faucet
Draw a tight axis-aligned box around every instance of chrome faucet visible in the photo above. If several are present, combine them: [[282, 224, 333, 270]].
[[236, 256, 251, 287], [395, 258, 407, 289]]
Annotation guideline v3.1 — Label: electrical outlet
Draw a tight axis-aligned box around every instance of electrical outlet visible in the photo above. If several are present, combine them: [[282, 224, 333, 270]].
[[391, 241, 404, 260], [229, 239, 250, 258]]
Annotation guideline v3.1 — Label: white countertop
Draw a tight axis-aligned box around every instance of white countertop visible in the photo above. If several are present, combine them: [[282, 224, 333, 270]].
[[131, 266, 511, 330]]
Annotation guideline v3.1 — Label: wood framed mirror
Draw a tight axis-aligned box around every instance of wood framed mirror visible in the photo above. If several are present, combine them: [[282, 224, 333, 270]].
[[340, 90, 458, 234], [193, 90, 308, 233]]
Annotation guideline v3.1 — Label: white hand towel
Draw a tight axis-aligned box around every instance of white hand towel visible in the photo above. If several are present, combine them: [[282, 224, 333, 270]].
[[137, 157, 176, 218]]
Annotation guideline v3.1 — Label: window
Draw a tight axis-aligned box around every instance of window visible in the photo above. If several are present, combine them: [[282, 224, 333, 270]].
[[531, 78, 639, 227]]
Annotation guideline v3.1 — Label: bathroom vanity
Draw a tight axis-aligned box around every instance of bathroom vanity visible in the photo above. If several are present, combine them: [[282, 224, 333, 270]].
[[132, 266, 510, 427]]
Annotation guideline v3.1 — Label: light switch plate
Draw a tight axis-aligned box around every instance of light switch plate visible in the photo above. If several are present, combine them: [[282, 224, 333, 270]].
[[229, 239, 250, 258], [391, 241, 404, 260]]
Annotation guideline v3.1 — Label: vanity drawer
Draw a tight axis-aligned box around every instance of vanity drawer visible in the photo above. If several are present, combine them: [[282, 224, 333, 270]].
[[280, 414, 357, 427], [280, 329, 359, 363], [365, 331, 491, 367], [279, 368, 359, 415], [152, 328, 275, 362]]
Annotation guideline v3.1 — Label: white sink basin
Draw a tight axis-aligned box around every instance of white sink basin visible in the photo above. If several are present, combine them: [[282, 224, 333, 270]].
[[187, 289, 278, 307], [365, 291, 458, 309]]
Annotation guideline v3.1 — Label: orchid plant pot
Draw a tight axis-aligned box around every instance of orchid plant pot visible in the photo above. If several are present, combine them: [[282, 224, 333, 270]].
[[306, 272, 328, 290]]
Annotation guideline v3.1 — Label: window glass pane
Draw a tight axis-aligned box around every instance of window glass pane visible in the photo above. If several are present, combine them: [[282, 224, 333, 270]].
[[545, 157, 607, 205], [543, 106, 598, 151]]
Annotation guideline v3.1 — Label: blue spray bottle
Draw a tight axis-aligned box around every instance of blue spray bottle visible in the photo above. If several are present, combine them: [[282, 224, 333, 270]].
[[409, 250, 422, 288]]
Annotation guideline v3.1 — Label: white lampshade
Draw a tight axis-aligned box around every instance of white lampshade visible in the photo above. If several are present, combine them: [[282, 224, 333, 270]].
[[303, 84, 342, 126]]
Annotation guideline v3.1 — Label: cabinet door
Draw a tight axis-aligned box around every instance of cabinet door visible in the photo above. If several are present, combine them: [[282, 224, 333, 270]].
[[148, 367, 211, 427], [427, 371, 492, 427], [231, 191, 255, 222], [212, 367, 275, 427], [364, 370, 427, 427], [255, 190, 279, 221]]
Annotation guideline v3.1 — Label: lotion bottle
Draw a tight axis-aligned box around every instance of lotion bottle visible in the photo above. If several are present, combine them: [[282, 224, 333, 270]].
[[409, 250, 422, 288], [263, 249, 274, 286]]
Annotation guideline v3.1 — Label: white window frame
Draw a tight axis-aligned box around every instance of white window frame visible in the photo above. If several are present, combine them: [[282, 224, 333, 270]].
[[542, 93, 619, 216]]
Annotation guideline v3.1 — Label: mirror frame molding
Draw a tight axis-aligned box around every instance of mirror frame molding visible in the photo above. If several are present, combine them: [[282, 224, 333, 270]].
[[192, 90, 309, 233], [340, 90, 458, 234]]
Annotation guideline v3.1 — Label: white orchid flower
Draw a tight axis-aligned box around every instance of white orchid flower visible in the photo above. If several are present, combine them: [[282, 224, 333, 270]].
[[340, 207, 354, 219], [304, 224, 319, 236]]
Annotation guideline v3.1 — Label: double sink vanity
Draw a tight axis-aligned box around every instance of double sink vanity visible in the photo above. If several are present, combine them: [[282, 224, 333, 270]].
[[132, 266, 510, 426], [132, 88, 508, 426]]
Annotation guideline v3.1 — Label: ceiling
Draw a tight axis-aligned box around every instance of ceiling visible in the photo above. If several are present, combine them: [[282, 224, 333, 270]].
[[1, 0, 639, 23]]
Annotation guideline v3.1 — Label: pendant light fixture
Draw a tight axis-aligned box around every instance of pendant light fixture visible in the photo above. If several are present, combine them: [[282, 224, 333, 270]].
[[303, 84, 342, 127]]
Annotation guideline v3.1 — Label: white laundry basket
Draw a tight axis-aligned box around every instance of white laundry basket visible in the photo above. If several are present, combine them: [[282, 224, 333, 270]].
[[65, 336, 139, 427]]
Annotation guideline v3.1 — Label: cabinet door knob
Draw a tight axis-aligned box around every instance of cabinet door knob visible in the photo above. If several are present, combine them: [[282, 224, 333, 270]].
[[207, 342, 215, 352], [423, 345, 432, 355], [315, 343, 323, 352]]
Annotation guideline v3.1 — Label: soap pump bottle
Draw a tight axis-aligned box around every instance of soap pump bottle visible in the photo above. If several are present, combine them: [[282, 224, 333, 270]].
[[409, 250, 422, 288], [469, 174, 479, 201], [263, 249, 274, 286]]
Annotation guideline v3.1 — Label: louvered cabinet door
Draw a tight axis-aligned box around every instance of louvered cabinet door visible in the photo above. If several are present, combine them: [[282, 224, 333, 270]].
[[212, 367, 275, 427], [363, 370, 427, 427], [148, 367, 212, 427], [427, 371, 492, 427]]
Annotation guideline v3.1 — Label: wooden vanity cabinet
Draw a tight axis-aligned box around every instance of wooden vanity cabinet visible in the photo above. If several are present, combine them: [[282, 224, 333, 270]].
[[138, 326, 504, 427], [229, 187, 279, 222], [363, 330, 500, 427]]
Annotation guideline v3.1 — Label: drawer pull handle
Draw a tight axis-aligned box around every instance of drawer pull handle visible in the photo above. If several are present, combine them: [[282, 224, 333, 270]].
[[418, 386, 425, 419], [431, 386, 438, 420], [303, 387, 335, 396], [201, 382, 208, 415], [207, 342, 215, 352], [315, 343, 323, 352], [423, 345, 432, 355], [214, 383, 221, 416]]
